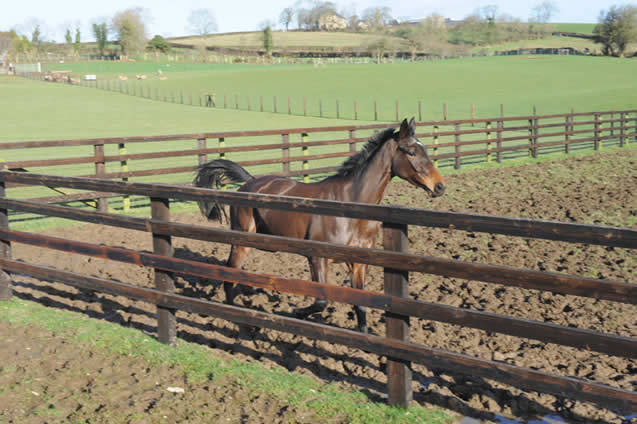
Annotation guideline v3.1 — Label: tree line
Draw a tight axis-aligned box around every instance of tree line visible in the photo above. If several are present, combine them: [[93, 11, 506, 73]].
[[1, 2, 635, 62]]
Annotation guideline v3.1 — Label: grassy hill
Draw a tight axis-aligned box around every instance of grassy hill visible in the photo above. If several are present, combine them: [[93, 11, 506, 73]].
[[175, 31, 407, 52], [551, 23, 597, 34]]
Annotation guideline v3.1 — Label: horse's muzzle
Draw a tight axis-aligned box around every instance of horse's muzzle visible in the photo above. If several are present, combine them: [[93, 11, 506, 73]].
[[433, 182, 445, 197]]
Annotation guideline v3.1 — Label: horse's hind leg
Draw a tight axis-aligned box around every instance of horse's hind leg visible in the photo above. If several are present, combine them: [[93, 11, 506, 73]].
[[293, 257, 328, 318], [350, 263, 368, 333], [224, 245, 252, 305], [224, 208, 257, 305]]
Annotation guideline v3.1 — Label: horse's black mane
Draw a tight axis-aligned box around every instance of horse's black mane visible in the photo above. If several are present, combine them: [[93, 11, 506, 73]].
[[335, 127, 397, 178]]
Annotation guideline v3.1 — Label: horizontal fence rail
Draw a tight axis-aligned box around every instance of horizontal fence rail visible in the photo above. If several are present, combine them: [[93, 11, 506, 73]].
[[1, 172, 635, 249], [0, 171, 635, 413], [1, 258, 635, 411], [1, 227, 634, 360], [0, 109, 635, 211]]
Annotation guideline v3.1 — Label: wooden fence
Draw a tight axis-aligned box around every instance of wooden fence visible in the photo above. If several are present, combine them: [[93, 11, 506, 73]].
[[1, 109, 635, 213], [0, 171, 635, 412], [25, 71, 627, 122]]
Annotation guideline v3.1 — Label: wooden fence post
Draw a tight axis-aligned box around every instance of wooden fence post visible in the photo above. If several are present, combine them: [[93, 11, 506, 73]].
[[320, 99, 323, 118], [151, 197, 176, 346], [610, 112, 615, 138], [247, 96, 251, 111], [383, 222, 412, 408], [418, 101, 422, 122], [349, 129, 357, 155], [274, 96, 278, 113], [433, 126, 439, 168], [118, 143, 130, 212], [486, 121, 492, 163], [594, 113, 601, 150], [395, 100, 399, 122], [471, 103, 475, 126], [260, 95, 264, 112], [288, 96, 292, 115], [619, 112, 626, 147], [496, 119, 503, 163], [528, 117, 534, 158], [336, 100, 340, 119], [198, 138, 207, 165], [282, 134, 290, 175], [302, 133, 309, 183], [532, 108, 539, 158], [374, 100, 378, 121], [224, 93, 227, 108], [565, 115, 571, 154], [304, 97, 307, 116], [94, 143, 108, 212], [443, 102, 447, 121], [0, 176, 12, 301], [354, 101, 358, 120], [454, 124, 461, 170], [235, 94, 239, 110]]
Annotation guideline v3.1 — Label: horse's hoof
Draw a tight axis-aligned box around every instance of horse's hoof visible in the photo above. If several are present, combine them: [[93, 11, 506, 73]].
[[358, 325, 368, 334], [293, 306, 313, 318], [239, 285, 257, 296], [293, 305, 321, 318]]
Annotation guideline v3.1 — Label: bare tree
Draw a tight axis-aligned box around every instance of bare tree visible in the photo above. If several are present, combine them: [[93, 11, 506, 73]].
[[112, 8, 149, 56], [280, 7, 294, 31], [532, 1, 558, 23], [361, 7, 392, 31], [187, 9, 218, 37]]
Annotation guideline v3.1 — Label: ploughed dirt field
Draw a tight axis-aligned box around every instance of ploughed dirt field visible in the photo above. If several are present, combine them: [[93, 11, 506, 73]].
[[5, 149, 637, 423]]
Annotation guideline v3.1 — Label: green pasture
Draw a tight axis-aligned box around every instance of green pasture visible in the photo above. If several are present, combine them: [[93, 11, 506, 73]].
[[551, 23, 597, 34], [4, 57, 637, 220], [46, 55, 637, 121]]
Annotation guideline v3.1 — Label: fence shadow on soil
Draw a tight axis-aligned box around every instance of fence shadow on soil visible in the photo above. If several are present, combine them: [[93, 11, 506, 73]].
[[8, 245, 606, 424]]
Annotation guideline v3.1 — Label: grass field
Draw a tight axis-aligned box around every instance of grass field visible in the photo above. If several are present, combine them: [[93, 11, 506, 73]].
[[552, 23, 597, 34], [47, 56, 637, 121]]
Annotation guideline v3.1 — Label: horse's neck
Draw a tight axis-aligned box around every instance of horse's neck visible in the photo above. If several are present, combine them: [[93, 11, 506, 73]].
[[350, 141, 395, 204]]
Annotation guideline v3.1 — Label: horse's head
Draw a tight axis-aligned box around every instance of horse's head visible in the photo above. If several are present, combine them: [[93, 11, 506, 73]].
[[391, 117, 445, 197]]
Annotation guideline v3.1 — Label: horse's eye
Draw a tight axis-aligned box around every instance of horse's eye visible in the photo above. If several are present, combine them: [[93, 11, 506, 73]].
[[399, 146, 415, 156]]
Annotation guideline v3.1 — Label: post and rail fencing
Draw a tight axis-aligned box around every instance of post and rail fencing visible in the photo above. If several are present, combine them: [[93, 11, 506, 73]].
[[0, 171, 635, 411], [22, 71, 610, 123], [0, 109, 635, 213]]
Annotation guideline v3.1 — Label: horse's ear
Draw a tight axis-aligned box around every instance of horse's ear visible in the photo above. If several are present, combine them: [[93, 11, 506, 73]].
[[399, 118, 409, 139], [409, 117, 416, 127]]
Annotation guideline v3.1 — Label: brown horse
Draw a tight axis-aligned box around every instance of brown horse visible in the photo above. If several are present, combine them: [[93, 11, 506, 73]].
[[194, 118, 445, 332]]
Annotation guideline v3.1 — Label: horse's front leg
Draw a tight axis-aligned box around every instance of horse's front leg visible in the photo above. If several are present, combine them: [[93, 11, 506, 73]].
[[293, 257, 328, 318], [350, 263, 368, 333]]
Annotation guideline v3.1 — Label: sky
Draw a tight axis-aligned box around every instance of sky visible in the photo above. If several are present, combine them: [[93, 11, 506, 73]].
[[1, 0, 632, 42]]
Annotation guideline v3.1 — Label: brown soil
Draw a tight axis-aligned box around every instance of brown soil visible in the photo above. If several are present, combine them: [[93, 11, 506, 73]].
[[4, 150, 637, 423], [0, 321, 322, 424]]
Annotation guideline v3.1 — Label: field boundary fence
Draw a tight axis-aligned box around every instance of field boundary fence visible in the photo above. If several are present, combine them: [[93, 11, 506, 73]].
[[22, 70, 596, 122], [0, 171, 635, 411], [0, 108, 635, 213]]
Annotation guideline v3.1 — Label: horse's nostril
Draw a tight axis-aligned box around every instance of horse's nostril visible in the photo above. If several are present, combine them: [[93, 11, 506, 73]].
[[434, 182, 445, 194]]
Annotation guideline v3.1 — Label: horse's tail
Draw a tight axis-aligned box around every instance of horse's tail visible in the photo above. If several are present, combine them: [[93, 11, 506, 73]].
[[193, 159, 254, 222]]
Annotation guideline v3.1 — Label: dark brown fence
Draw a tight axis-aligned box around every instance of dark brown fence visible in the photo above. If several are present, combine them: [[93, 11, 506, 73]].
[[0, 171, 635, 411], [1, 109, 636, 213]]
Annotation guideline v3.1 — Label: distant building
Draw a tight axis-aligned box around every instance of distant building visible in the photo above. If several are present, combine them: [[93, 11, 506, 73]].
[[318, 13, 348, 31]]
